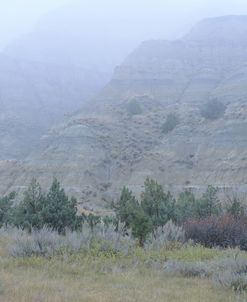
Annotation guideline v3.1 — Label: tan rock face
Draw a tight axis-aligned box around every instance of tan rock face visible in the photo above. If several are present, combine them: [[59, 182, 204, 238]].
[[1, 16, 247, 208]]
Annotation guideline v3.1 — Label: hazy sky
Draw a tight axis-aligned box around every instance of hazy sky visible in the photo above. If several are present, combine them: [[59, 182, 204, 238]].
[[1, 0, 247, 50], [0, 0, 67, 48]]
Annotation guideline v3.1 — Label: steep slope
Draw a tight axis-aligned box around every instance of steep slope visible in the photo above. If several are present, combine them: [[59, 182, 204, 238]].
[[1, 16, 247, 208], [0, 54, 109, 159], [0, 2, 114, 161]]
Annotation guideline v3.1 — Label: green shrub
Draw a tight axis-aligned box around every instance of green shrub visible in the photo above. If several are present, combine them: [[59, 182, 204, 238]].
[[113, 179, 178, 247], [41, 178, 80, 234], [126, 100, 142, 115], [196, 186, 221, 218], [0, 192, 16, 227], [13, 178, 81, 234], [200, 99, 226, 120], [141, 178, 176, 231], [174, 186, 220, 223], [113, 186, 152, 247], [113, 181, 222, 247], [174, 190, 197, 223], [13, 179, 44, 232], [161, 113, 179, 134], [225, 196, 245, 218]]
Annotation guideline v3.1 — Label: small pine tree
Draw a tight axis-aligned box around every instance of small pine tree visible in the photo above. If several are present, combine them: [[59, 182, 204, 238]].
[[42, 178, 78, 234], [13, 179, 44, 232], [113, 186, 152, 246], [174, 190, 197, 223], [113, 186, 139, 231], [141, 178, 175, 231], [197, 186, 221, 218], [130, 206, 152, 247], [226, 197, 244, 218], [0, 192, 16, 228]]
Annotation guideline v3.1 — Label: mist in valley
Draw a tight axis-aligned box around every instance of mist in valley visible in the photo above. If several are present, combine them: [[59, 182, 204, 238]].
[[1, 1, 247, 301]]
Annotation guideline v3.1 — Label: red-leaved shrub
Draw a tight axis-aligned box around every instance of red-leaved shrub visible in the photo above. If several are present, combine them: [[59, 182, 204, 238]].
[[184, 215, 247, 250]]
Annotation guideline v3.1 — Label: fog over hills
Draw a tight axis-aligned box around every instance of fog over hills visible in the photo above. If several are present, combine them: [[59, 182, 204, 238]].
[[1, 15, 247, 209], [4, 1, 153, 72], [184, 15, 247, 43], [0, 54, 109, 159], [0, 3, 115, 160]]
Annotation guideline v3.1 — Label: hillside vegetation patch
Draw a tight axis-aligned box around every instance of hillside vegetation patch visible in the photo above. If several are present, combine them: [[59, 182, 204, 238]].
[[200, 99, 226, 120], [161, 113, 179, 134]]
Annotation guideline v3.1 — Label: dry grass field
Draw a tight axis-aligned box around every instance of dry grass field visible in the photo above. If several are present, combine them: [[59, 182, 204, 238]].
[[0, 233, 245, 302], [0, 257, 241, 302]]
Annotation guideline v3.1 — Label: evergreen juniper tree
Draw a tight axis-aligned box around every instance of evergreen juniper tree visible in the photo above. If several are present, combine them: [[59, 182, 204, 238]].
[[0, 191, 16, 228], [13, 179, 44, 232], [174, 190, 197, 223], [130, 205, 152, 247], [197, 185, 221, 218], [113, 186, 139, 231], [141, 178, 175, 232], [113, 186, 152, 246], [41, 178, 78, 234]]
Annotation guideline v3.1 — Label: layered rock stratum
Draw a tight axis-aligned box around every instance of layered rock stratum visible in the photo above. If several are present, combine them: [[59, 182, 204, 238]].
[[1, 16, 247, 209]]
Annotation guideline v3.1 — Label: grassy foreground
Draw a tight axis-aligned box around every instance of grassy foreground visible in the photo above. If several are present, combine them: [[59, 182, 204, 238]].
[[0, 239, 246, 302]]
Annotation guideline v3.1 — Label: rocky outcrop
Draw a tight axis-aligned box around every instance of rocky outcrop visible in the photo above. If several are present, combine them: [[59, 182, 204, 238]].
[[1, 16, 247, 208]]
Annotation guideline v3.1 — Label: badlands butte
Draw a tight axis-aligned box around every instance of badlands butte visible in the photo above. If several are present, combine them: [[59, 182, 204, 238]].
[[1, 15, 247, 209]]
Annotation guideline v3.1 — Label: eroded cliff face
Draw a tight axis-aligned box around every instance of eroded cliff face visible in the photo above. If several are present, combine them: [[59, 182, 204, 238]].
[[1, 16, 247, 209], [0, 54, 109, 159]]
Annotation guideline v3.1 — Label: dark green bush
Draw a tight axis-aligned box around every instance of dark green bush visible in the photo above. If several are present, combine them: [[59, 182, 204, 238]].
[[126, 100, 142, 115], [174, 190, 198, 224], [200, 99, 226, 120], [174, 186, 221, 223], [13, 178, 80, 234], [196, 186, 221, 218], [225, 195, 245, 218], [113, 186, 152, 247], [113, 180, 222, 247], [0, 192, 16, 227], [13, 179, 44, 232], [141, 178, 176, 230], [162, 113, 179, 134]]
